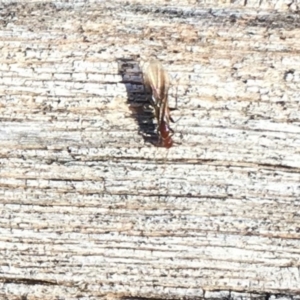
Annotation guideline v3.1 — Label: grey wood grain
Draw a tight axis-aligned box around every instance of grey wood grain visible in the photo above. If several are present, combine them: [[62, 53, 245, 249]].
[[0, 1, 300, 299]]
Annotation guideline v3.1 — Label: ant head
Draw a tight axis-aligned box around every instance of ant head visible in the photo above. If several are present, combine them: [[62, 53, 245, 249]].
[[163, 136, 173, 148], [159, 121, 173, 148]]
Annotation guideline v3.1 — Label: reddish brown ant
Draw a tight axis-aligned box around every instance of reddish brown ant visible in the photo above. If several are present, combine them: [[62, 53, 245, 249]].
[[143, 60, 176, 148]]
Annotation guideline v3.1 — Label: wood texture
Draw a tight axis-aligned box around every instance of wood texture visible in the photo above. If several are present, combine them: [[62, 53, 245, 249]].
[[0, 0, 300, 299]]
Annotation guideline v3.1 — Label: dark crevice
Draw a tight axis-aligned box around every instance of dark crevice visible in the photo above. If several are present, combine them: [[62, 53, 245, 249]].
[[0, 277, 57, 286]]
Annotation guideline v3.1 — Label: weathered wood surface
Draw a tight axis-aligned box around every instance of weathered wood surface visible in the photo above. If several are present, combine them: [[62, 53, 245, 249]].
[[0, 0, 300, 299]]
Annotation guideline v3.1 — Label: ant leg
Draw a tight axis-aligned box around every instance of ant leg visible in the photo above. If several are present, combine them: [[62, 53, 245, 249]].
[[170, 115, 183, 124], [169, 127, 175, 136], [169, 85, 179, 111]]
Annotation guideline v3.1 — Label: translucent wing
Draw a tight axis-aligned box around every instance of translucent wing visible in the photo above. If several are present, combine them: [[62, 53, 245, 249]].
[[143, 60, 170, 107], [143, 60, 174, 148], [143, 60, 171, 124]]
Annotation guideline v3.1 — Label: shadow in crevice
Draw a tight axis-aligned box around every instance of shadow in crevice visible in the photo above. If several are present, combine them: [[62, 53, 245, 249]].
[[118, 58, 157, 146]]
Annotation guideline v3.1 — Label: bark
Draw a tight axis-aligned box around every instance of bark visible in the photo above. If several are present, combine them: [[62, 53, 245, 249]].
[[0, 0, 300, 299]]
